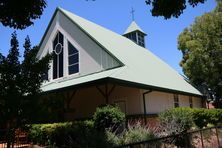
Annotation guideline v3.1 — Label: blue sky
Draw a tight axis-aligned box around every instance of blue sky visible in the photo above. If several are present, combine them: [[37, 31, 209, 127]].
[[0, 0, 216, 74]]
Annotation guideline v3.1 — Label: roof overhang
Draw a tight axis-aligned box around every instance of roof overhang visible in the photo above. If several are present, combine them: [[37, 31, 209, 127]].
[[41, 76, 203, 98]]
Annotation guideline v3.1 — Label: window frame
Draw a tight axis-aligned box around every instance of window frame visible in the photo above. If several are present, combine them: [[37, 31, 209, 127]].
[[189, 96, 193, 108], [52, 31, 64, 80], [68, 41, 79, 75], [43, 24, 84, 82], [174, 94, 179, 108]]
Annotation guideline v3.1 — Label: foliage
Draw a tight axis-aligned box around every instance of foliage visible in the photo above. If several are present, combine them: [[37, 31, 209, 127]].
[[106, 121, 158, 147], [106, 130, 122, 146], [145, 0, 206, 19], [122, 122, 157, 144], [159, 107, 222, 129], [28, 121, 113, 148], [28, 122, 73, 146], [93, 105, 125, 131], [159, 108, 193, 134], [0, 0, 46, 29], [192, 108, 209, 128], [1, 0, 209, 29], [207, 109, 222, 125], [0, 32, 51, 128], [178, 1, 222, 107], [192, 108, 222, 128], [159, 108, 194, 147]]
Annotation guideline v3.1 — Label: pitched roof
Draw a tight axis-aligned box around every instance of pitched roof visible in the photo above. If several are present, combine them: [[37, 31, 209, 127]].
[[41, 8, 202, 96], [124, 21, 146, 35]]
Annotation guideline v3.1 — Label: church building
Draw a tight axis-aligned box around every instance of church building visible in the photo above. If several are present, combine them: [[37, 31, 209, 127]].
[[37, 8, 204, 122]]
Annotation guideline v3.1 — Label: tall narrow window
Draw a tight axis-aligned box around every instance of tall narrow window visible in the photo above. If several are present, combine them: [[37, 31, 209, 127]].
[[68, 41, 79, 75], [189, 96, 193, 108], [174, 94, 179, 108], [53, 32, 64, 79]]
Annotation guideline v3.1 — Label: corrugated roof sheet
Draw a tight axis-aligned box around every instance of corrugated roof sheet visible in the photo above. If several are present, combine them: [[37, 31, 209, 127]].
[[41, 8, 202, 96], [124, 21, 146, 35]]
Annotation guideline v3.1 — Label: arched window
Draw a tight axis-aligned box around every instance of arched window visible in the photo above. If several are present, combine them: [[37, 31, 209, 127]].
[[53, 32, 64, 79], [68, 41, 79, 74]]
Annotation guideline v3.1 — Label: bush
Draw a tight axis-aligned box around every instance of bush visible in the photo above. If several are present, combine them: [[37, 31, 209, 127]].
[[122, 122, 157, 144], [192, 108, 222, 128], [28, 122, 73, 146], [106, 130, 122, 146], [207, 109, 222, 126], [93, 105, 125, 131], [28, 121, 113, 148], [159, 107, 193, 133], [192, 108, 209, 128], [159, 108, 193, 147], [106, 121, 158, 146]]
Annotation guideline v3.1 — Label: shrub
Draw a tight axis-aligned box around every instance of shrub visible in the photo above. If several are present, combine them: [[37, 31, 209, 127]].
[[192, 108, 209, 128], [27, 121, 112, 147], [159, 107, 193, 133], [207, 109, 222, 126], [122, 122, 157, 144], [159, 108, 193, 147], [192, 108, 222, 128], [28, 122, 73, 146], [106, 130, 122, 146], [93, 105, 125, 131], [106, 121, 158, 147]]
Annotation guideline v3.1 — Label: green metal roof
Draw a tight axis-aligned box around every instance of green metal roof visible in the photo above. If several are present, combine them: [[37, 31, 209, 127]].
[[123, 21, 146, 35], [40, 8, 202, 96]]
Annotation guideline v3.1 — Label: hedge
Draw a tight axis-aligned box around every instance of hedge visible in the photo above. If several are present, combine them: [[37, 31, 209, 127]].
[[28, 105, 126, 147], [160, 108, 222, 129], [27, 121, 113, 148]]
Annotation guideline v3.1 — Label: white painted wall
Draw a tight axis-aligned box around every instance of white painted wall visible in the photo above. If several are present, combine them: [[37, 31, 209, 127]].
[[65, 86, 203, 120], [145, 91, 173, 114], [144, 91, 203, 114], [109, 85, 142, 115], [37, 11, 120, 82]]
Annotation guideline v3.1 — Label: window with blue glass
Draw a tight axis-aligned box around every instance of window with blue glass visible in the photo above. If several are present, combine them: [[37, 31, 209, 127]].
[[68, 41, 79, 75]]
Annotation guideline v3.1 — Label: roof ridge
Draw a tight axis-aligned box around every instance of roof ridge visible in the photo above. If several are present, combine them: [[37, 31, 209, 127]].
[[124, 21, 146, 35], [39, 8, 202, 96]]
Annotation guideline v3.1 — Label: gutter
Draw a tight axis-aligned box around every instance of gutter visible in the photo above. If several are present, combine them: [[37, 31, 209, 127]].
[[143, 90, 152, 125]]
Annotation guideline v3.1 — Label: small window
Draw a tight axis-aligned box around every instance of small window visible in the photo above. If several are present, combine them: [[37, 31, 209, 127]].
[[174, 94, 179, 108], [68, 41, 79, 75], [138, 33, 144, 47], [189, 96, 193, 108]]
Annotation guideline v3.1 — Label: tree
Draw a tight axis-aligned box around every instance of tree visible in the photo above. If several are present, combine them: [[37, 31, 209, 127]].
[[0, 32, 51, 147], [0, 0, 46, 29], [178, 1, 222, 107], [1, 0, 207, 29], [145, 0, 206, 19]]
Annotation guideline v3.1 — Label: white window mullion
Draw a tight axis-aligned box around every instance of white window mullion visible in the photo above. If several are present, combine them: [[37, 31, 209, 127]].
[[49, 41, 53, 81], [136, 32, 139, 44], [64, 36, 68, 77], [57, 55, 59, 78]]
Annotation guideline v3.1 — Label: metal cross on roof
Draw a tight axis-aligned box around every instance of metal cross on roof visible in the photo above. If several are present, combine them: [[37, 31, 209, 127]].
[[130, 7, 135, 21]]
